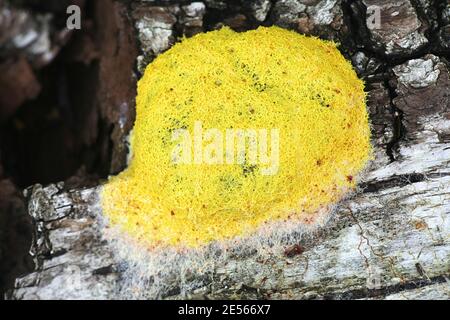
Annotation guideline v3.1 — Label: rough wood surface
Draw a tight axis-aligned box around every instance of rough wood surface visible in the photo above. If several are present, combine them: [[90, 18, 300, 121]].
[[5, 0, 450, 300], [8, 108, 450, 299], [194, 118, 450, 300]]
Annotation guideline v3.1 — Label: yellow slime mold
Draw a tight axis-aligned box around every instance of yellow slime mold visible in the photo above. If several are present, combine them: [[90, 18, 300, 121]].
[[101, 26, 371, 248]]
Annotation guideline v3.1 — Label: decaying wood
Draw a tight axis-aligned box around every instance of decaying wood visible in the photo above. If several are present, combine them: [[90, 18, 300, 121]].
[[8, 108, 450, 299], [5, 0, 450, 300]]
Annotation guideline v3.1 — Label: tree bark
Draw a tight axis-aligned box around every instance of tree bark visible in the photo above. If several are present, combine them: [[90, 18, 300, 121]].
[[5, 0, 450, 300], [8, 113, 450, 299]]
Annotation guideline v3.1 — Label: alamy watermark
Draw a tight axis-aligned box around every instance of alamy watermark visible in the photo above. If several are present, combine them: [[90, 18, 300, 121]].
[[366, 266, 383, 290], [63, 265, 83, 292], [64, 4, 384, 32], [367, 5, 382, 30], [66, 5, 81, 30], [171, 121, 280, 176]]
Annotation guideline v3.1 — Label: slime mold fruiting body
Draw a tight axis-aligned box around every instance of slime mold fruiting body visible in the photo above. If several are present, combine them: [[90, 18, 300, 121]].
[[102, 26, 371, 248]]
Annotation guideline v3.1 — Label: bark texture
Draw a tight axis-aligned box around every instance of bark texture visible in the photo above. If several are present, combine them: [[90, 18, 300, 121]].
[[4, 0, 450, 299]]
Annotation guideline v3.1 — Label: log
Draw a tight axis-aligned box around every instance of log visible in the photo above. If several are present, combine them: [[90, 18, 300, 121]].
[[5, 0, 450, 300], [8, 111, 450, 299]]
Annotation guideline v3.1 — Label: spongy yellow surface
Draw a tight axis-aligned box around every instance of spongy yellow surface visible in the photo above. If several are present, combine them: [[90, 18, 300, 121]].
[[101, 26, 371, 248]]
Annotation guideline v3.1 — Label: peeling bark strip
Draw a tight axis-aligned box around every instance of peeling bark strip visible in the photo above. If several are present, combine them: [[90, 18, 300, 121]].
[[6, 0, 450, 299]]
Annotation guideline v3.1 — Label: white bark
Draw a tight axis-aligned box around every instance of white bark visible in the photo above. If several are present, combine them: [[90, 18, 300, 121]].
[[8, 109, 450, 299], [6, 0, 450, 301]]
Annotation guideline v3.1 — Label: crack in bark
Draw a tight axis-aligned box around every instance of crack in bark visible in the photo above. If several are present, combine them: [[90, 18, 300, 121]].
[[322, 273, 450, 299]]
